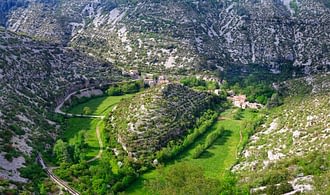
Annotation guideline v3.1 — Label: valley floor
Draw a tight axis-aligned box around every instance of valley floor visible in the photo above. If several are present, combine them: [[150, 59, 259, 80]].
[[125, 108, 262, 194], [51, 91, 262, 194]]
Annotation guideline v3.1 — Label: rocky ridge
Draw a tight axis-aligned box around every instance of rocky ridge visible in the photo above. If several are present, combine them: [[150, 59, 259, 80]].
[[108, 83, 215, 161], [1, 0, 329, 73]]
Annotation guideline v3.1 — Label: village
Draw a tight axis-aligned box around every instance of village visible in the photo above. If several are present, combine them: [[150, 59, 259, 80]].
[[227, 93, 263, 109], [123, 69, 263, 110]]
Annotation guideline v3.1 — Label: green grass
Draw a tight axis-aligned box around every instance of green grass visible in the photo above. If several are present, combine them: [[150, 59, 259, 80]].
[[63, 118, 95, 141], [67, 94, 134, 115], [62, 94, 134, 160], [125, 108, 260, 194], [62, 118, 99, 159]]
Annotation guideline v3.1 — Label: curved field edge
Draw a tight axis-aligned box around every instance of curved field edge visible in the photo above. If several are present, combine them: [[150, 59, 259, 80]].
[[66, 94, 135, 116], [55, 94, 136, 163]]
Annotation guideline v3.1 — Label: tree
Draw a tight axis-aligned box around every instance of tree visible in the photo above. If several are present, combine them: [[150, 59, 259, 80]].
[[91, 178, 107, 195], [121, 82, 140, 94], [83, 106, 91, 115], [232, 83, 241, 94], [192, 144, 205, 159], [107, 86, 122, 96], [72, 131, 87, 162], [53, 139, 70, 162], [233, 108, 243, 120], [39, 183, 47, 195], [256, 95, 267, 105], [266, 93, 283, 108], [204, 126, 224, 149], [207, 81, 219, 90]]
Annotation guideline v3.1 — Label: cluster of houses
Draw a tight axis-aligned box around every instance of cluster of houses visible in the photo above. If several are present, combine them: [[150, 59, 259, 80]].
[[227, 93, 263, 109]]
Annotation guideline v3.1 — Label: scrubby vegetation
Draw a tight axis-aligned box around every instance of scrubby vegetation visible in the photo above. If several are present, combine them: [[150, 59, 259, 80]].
[[234, 78, 330, 194], [107, 83, 222, 164]]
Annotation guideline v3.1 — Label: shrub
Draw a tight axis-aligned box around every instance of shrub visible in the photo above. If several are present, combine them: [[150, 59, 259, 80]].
[[192, 144, 204, 159], [107, 86, 123, 96], [9, 124, 25, 135], [83, 106, 91, 115], [204, 126, 224, 149], [233, 109, 243, 120]]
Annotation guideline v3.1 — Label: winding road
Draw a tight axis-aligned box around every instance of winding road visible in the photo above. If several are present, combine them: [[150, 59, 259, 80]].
[[55, 88, 106, 162], [37, 154, 80, 195], [42, 80, 139, 193], [42, 88, 108, 193], [54, 88, 105, 119]]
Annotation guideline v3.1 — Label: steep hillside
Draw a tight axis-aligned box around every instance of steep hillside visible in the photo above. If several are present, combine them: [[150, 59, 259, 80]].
[[0, 0, 329, 193], [0, 28, 122, 182], [233, 74, 330, 194], [107, 83, 217, 162], [2, 0, 329, 73]]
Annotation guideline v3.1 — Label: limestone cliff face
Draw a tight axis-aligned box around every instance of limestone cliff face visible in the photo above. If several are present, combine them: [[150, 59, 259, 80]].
[[2, 0, 329, 73]]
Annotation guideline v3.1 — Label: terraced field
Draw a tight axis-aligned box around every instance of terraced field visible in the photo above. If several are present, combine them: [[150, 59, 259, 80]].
[[108, 83, 217, 161]]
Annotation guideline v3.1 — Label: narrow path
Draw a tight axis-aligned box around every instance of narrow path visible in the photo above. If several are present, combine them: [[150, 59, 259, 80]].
[[54, 87, 104, 119], [45, 80, 138, 191], [236, 129, 243, 159], [37, 154, 80, 195], [55, 79, 139, 118], [55, 88, 106, 162], [87, 120, 104, 163]]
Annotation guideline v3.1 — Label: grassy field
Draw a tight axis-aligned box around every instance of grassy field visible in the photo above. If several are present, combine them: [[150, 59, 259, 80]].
[[62, 118, 100, 159], [67, 94, 134, 115], [62, 94, 134, 160], [125, 108, 260, 194]]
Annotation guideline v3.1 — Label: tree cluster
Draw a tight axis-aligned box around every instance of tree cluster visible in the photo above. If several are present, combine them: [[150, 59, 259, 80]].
[[180, 76, 220, 91], [106, 80, 144, 96], [53, 131, 88, 164], [146, 163, 221, 195], [156, 110, 218, 162], [192, 126, 224, 159]]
